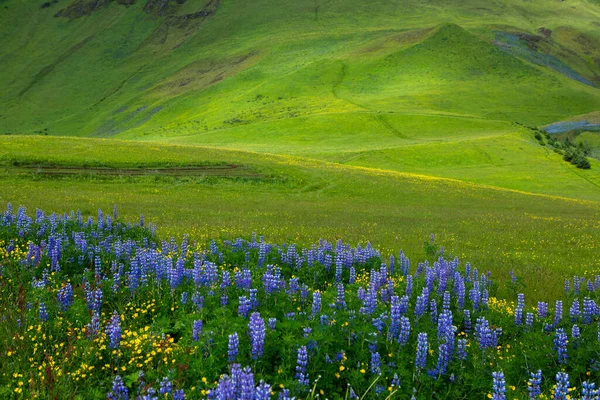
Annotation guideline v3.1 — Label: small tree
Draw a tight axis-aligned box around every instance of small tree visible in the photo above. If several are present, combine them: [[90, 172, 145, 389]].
[[576, 156, 591, 169]]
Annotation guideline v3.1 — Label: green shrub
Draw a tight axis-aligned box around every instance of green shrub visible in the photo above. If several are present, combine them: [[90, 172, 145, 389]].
[[576, 156, 591, 169]]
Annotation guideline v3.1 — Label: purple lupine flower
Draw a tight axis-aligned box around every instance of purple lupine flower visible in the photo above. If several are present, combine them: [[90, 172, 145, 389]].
[[249, 312, 266, 359], [553, 328, 568, 364], [335, 253, 343, 283], [428, 342, 449, 378], [320, 315, 329, 326], [443, 291, 451, 311], [214, 375, 235, 399], [39, 302, 48, 322], [538, 302, 548, 319], [463, 309, 472, 332], [399, 295, 409, 315], [389, 296, 401, 340], [336, 284, 346, 309], [574, 276, 582, 294], [475, 317, 491, 349], [106, 311, 122, 349], [311, 291, 321, 318], [57, 283, 73, 312], [255, 380, 271, 400], [300, 284, 309, 302], [192, 292, 204, 310], [159, 377, 172, 395], [582, 381, 597, 400], [228, 332, 239, 363], [430, 299, 438, 324], [492, 371, 506, 400], [517, 293, 525, 309], [583, 298, 595, 325], [528, 370, 542, 398], [349, 387, 358, 399], [370, 351, 381, 375], [405, 275, 413, 297], [107, 375, 129, 400], [515, 307, 523, 325], [239, 296, 252, 319], [87, 312, 100, 339], [415, 332, 428, 370], [86, 287, 103, 312], [240, 367, 255, 400], [173, 389, 185, 400], [525, 312, 534, 327], [554, 372, 569, 400], [221, 295, 229, 306], [554, 300, 563, 327], [415, 293, 427, 318], [295, 346, 309, 387], [437, 310, 452, 340], [112, 271, 121, 294], [570, 299, 581, 321], [481, 289, 489, 309], [572, 324, 580, 343], [399, 316, 410, 345], [268, 318, 276, 330], [192, 320, 202, 342], [457, 338, 467, 360], [564, 279, 570, 293], [391, 373, 400, 387]]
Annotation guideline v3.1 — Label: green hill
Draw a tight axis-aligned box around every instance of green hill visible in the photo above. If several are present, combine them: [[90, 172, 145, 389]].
[[1, 0, 600, 297]]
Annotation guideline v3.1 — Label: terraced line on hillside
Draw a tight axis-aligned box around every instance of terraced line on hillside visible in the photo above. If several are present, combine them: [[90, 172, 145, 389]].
[[331, 61, 411, 139], [18, 35, 95, 97]]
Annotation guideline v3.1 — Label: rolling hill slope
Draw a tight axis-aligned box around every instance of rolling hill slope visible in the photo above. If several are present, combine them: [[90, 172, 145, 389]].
[[1, 0, 600, 298]]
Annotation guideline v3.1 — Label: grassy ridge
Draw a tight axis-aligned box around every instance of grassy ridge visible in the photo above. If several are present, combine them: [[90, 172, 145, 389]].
[[1, 0, 599, 140], [1, 135, 600, 301]]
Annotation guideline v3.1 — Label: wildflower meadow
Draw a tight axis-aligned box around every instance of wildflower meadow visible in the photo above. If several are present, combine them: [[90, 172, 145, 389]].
[[0, 205, 599, 399]]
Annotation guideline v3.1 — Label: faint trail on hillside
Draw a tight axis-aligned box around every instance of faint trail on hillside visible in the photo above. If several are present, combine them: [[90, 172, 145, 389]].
[[331, 61, 369, 112], [375, 114, 409, 139], [469, 142, 494, 163], [314, 0, 332, 22], [19, 35, 94, 97], [89, 64, 148, 109], [331, 60, 408, 139]]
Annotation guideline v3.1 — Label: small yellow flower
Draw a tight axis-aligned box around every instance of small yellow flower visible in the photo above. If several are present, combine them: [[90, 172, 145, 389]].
[[360, 369, 366, 374]]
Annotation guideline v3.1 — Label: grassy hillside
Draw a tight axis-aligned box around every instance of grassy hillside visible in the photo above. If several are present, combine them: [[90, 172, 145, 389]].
[[1, 0, 600, 302], [1, 0, 599, 139]]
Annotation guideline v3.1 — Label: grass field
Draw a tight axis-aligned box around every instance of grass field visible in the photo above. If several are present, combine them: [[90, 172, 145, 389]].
[[2, 1, 600, 398], [1, 0, 600, 297], [1, 135, 600, 302]]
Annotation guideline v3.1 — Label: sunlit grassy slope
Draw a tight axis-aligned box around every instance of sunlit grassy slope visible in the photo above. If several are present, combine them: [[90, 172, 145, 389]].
[[1, 135, 600, 301], [2, 0, 600, 199], [1, 0, 600, 300]]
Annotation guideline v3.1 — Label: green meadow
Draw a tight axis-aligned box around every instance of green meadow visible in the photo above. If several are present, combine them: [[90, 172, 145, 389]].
[[1, 135, 600, 302], [1, 0, 600, 299]]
